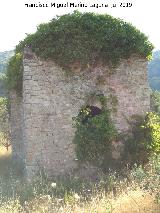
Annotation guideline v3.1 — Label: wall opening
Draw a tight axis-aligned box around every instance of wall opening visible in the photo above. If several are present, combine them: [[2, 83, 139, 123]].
[[78, 105, 102, 124]]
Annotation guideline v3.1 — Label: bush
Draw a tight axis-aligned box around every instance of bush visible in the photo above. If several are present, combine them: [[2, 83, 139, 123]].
[[16, 11, 153, 66], [6, 11, 153, 93], [131, 154, 160, 203], [124, 115, 149, 164], [151, 91, 160, 113], [6, 53, 23, 94], [72, 105, 117, 168], [143, 112, 160, 155], [125, 112, 160, 165], [0, 97, 10, 147]]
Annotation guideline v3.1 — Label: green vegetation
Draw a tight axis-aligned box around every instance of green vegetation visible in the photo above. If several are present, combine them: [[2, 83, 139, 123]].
[[124, 114, 149, 165], [0, 97, 10, 148], [151, 90, 160, 112], [143, 112, 160, 154], [124, 111, 160, 167], [73, 96, 117, 169], [1, 11, 159, 212], [73, 92, 160, 169], [0, 75, 7, 97], [6, 11, 153, 93], [6, 53, 23, 93]]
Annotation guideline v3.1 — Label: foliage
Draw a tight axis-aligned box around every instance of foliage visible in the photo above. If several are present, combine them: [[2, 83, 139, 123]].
[[0, 97, 9, 132], [7, 11, 153, 92], [0, 97, 10, 147], [151, 90, 160, 113], [16, 11, 153, 65], [124, 115, 149, 164], [72, 105, 117, 168], [131, 155, 160, 203], [86, 92, 108, 107], [0, 74, 7, 97], [143, 112, 160, 155], [6, 53, 23, 94], [125, 112, 160, 164]]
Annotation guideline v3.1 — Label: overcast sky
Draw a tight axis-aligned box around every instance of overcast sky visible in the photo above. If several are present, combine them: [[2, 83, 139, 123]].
[[0, 0, 160, 52]]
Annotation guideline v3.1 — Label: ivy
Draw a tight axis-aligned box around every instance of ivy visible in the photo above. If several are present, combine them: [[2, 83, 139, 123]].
[[6, 11, 153, 93], [72, 104, 118, 168]]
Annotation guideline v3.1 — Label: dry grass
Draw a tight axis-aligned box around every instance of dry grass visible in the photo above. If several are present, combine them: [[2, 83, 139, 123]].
[[111, 189, 159, 213], [0, 145, 11, 157], [0, 146, 159, 213], [16, 189, 159, 213], [0, 146, 12, 177]]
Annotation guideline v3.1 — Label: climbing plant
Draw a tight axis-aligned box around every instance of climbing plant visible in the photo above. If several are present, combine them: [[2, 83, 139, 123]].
[[6, 11, 153, 93], [72, 99, 118, 168]]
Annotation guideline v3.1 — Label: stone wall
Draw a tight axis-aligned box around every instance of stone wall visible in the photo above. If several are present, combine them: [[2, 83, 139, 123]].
[[10, 48, 151, 178], [9, 90, 24, 162]]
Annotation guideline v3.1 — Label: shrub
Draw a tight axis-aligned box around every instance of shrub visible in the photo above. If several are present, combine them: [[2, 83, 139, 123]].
[[125, 112, 160, 165], [0, 97, 10, 148], [72, 105, 117, 168], [131, 154, 160, 203], [16, 11, 153, 66], [151, 91, 160, 113], [6, 11, 153, 93], [6, 53, 23, 94], [124, 115, 149, 164], [143, 112, 160, 155]]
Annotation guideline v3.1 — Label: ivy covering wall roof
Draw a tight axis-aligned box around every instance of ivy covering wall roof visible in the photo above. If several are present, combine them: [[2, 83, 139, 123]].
[[6, 11, 154, 92]]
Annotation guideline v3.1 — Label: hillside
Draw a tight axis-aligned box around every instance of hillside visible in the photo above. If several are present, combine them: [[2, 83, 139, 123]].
[[0, 50, 14, 96], [0, 51, 14, 73], [148, 50, 160, 91]]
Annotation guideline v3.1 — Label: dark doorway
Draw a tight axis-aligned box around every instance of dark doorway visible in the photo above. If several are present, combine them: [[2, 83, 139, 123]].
[[79, 105, 102, 124]]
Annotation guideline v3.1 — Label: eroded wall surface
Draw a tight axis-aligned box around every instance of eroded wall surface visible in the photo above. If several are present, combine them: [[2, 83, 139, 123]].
[[9, 90, 24, 163], [11, 48, 151, 178]]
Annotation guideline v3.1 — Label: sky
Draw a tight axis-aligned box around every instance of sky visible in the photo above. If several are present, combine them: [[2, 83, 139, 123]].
[[0, 0, 160, 52]]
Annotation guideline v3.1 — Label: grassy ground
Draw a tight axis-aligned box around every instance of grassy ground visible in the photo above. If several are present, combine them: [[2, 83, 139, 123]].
[[0, 146, 159, 213]]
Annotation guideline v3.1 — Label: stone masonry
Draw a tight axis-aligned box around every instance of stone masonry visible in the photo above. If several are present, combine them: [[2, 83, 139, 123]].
[[10, 48, 151, 178], [9, 90, 24, 161]]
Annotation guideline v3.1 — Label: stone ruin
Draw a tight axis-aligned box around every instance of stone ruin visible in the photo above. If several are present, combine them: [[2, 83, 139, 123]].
[[9, 48, 151, 178]]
